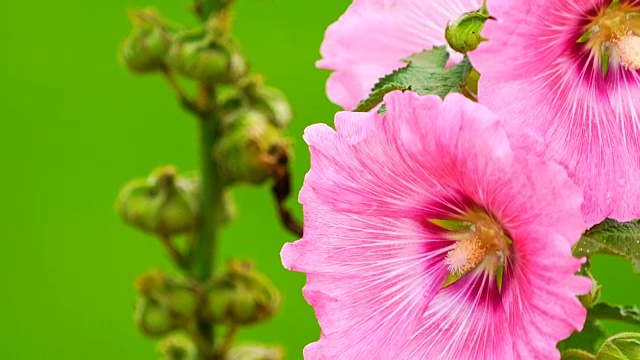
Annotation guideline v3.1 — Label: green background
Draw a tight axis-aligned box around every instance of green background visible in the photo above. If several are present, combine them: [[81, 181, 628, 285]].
[[1, 0, 639, 359]]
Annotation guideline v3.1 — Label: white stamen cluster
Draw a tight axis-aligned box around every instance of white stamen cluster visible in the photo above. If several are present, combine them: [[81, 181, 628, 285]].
[[444, 237, 484, 275], [617, 34, 640, 70]]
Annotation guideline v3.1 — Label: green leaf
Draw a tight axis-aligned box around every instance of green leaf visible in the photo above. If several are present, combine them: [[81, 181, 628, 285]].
[[596, 333, 640, 360], [574, 219, 640, 274], [558, 319, 608, 354], [589, 303, 640, 327], [354, 84, 407, 113], [353, 47, 472, 112], [562, 349, 596, 360], [448, 57, 473, 84]]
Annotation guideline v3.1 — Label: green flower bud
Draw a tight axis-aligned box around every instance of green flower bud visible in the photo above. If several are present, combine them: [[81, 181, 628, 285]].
[[445, 5, 492, 54], [214, 110, 290, 185], [135, 297, 177, 338], [226, 344, 284, 360], [116, 166, 198, 238], [203, 261, 281, 326], [167, 31, 247, 84], [247, 84, 292, 130], [158, 334, 197, 360], [120, 9, 172, 73], [136, 269, 199, 322]]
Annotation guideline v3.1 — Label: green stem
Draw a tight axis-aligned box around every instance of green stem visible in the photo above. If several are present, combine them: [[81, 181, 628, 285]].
[[191, 117, 222, 353], [191, 118, 221, 282]]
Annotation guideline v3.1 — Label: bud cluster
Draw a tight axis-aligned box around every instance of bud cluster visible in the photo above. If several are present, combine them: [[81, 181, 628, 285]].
[[133, 264, 280, 348], [120, 8, 247, 85], [118, 2, 295, 358]]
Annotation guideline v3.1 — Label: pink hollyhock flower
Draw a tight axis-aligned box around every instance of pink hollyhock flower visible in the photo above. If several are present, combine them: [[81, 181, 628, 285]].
[[469, 0, 640, 226], [281, 91, 590, 359], [317, 0, 482, 110]]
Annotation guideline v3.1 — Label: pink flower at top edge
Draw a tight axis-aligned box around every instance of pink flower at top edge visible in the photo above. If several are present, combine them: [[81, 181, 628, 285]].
[[469, 0, 640, 226], [317, 0, 482, 110], [281, 91, 591, 359]]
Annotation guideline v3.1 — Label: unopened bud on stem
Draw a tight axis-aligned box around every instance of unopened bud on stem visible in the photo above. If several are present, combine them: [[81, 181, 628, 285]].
[[158, 334, 197, 360], [120, 8, 172, 73], [167, 30, 247, 84], [214, 110, 290, 185], [243, 78, 293, 129], [116, 166, 198, 238], [445, 5, 492, 54], [202, 260, 281, 326], [134, 269, 199, 338]]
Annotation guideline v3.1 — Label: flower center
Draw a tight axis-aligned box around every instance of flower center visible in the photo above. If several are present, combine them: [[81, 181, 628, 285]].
[[579, 1, 640, 75], [431, 208, 511, 294], [442, 210, 509, 275]]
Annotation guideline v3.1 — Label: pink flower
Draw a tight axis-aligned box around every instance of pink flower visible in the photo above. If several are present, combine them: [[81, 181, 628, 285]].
[[317, 0, 482, 110], [469, 0, 640, 226], [281, 91, 590, 359]]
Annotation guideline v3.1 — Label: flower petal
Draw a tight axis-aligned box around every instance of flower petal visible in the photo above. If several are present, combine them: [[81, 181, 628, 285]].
[[470, 0, 640, 225]]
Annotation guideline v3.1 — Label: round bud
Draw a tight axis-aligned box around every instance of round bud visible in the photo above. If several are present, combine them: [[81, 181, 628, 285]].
[[167, 31, 247, 84], [158, 334, 197, 360], [214, 110, 290, 185], [120, 9, 171, 73], [246, 83, 293, 130], [136, 269, 199, 323], [116, 166, 198, 238], [202, 261, 281, 326], [444, 7, 491, 54], [135, 297, 177, 338]]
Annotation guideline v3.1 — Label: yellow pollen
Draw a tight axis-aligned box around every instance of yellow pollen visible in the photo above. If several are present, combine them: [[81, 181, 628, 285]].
[[617, 34, 640, 70], [444, 237, 485, 275]]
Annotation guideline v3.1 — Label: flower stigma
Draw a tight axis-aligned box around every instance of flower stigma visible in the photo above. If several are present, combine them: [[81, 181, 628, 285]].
[[578, 0, 640, 75]]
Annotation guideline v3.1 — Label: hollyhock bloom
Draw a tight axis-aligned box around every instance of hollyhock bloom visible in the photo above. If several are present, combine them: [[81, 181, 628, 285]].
[[282, 91, 590, 359], [317, 0, 482, 110], [469, 0, 640, 225]]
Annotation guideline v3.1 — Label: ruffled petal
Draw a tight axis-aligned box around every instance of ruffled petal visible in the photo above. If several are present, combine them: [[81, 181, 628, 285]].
[[470, 0, 640, 225], [282, 186, 450, 359]]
